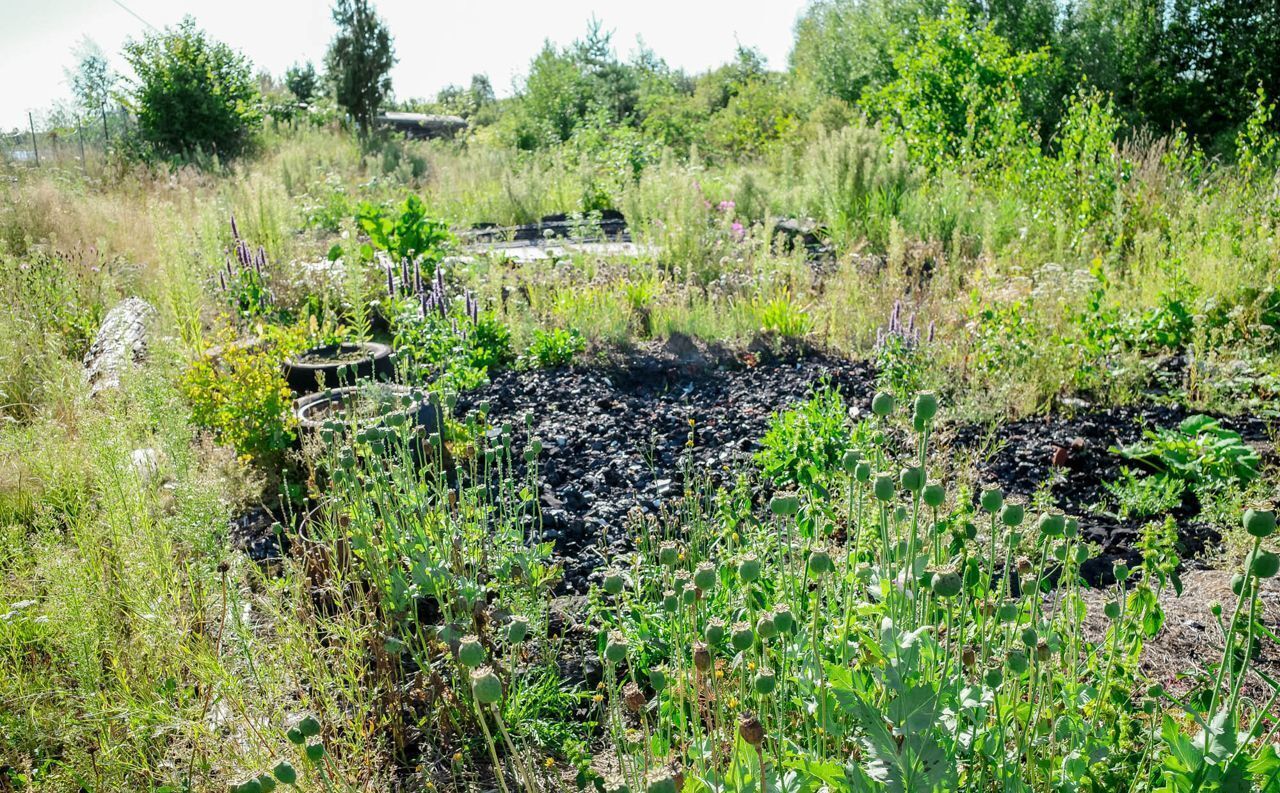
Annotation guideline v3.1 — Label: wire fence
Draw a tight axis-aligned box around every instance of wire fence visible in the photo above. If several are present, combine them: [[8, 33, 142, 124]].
[[1, 105, 133, 172]]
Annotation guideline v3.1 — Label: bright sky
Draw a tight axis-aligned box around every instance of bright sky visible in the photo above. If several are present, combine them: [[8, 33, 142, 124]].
[[0, 0, 811, 131]]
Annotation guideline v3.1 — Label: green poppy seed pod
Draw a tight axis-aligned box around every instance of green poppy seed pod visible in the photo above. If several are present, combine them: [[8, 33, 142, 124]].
[[1249, 550, 1280, 579], [1210, 601, 1223, 617], [770, 493, 800, 517], [737, 553, 762, 582], [1001, 504, 1024, 527], [258, 774, 277, 793], [523, 448, 536, 463], [273, 761, 297, 785], [647, 773, 678, 793], [900, 467, 925, 493], [914, 391, 939, 422], [239, 780, 263, 793], [471, 666, 503, 704], [871, 391, 895, 417], [931, 571, 962, 598], [874, 473, 896, 502], [662, 590, 678, 613], [507, 616, 530, 644], [771, 606, 795, 633], [984, 667, 1004, 688], [603, 570, 625, 596], [1103, 600, 1120, 620], [523, 410, 533, 427], [854, 461, 872, 482], [680, 583, 698, 606], [1007, 649, 1029, 675], [304, 743, 326, 763], [980, 487, 1004, 514], [704, 618, 726, 645], [841, 449, 861, 473], [1020, 627, 1038, 647], [286, 727, 304, 746], [1064, 518, 1079, 539], [529, 438, 543, 455], [649, 667, 667, 692], [753, 668, 777, 694], [1037, 513, 1066, 537], [922, 483, 945, 508], [1231, 574, 1246, 596], [298, 715, 321, 738], [894, 505, 908, 522], [605, 632, 629, 663], [693, 562, 717, 591], [1113, 562, 1130, 582], [808, 547, 834, 576], [997, 602, 1019, 623], [1073, 545, 1090, 565], [658, 541, 680, 567], [731, 621, 755, 652], [755, 614, 778, 640], [458, 635, 485, 668], [1244, 509, 1276, 538]]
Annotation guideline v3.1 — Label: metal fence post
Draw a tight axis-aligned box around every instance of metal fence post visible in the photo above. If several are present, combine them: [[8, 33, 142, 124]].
[[29, 112, 39, 167], [78, 117, 87, 172]]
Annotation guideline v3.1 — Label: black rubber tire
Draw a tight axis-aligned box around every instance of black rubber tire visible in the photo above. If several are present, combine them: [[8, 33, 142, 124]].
[[283, 342, 393, 394], [293, 384, 441, 438]]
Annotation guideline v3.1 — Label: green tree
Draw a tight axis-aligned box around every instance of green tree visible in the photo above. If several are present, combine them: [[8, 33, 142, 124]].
[[123, 17, 261, 158], [865, 3, 1048, 170], [325, 0, 396, 138], [65, 37, 115, 112], [285, 61, 319, 104]]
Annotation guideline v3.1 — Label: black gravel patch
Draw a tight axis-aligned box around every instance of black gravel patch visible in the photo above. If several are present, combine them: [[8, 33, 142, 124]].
[[953, 404, 1272, 583], [458, 348, 877, 593]]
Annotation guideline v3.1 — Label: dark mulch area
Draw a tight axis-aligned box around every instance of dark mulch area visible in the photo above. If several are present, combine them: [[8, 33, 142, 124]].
[[457, 341, 877, 593], [953, 404, 1273, 584]]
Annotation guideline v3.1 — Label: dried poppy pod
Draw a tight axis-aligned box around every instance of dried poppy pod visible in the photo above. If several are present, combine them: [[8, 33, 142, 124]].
[[623, 681, 647, 713], [738, 712, 765, 747], [961, 647, 976, 668], [692, 641, 712, 671]]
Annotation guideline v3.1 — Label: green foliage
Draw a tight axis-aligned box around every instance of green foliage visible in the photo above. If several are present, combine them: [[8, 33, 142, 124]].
[[180, 325, 302, 462], [391, 308, 500, 393], [753, 289, 813, 338], [66, 37, 115, 112], [355, 195, 453, 270], [123, 17, 262, 159], [1116, 415, 1261, 491], [755, 384, 854, 487], [1103, 468, 1187, 520], [524, 327, 585, 368], [865, 3, 1048, 171], [325, 0, 396, 137], [284, 61, 320, 104]]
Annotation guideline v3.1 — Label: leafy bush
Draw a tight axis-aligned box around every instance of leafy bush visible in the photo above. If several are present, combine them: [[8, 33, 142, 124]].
[[864, 3, 1046, 171], [525, 328, 585, 368], [180, 325, 302, 462], [1103, 467, 1187, 519], [1116, 415, 1261, 490], [123, 17, 261, 159], [356, 195, 453, 272], [755, 384, 855, 488]]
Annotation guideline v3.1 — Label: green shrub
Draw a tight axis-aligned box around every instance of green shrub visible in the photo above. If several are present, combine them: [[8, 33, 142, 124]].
[[123, 17, 261, 159], [1103, 468, 1187, 519], [755, 384, 855, 488], [180, 325, 302, 463], [525, 328, 585, 368], [1115, 415, 1261, 491], [356, 195, 452, 272]]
